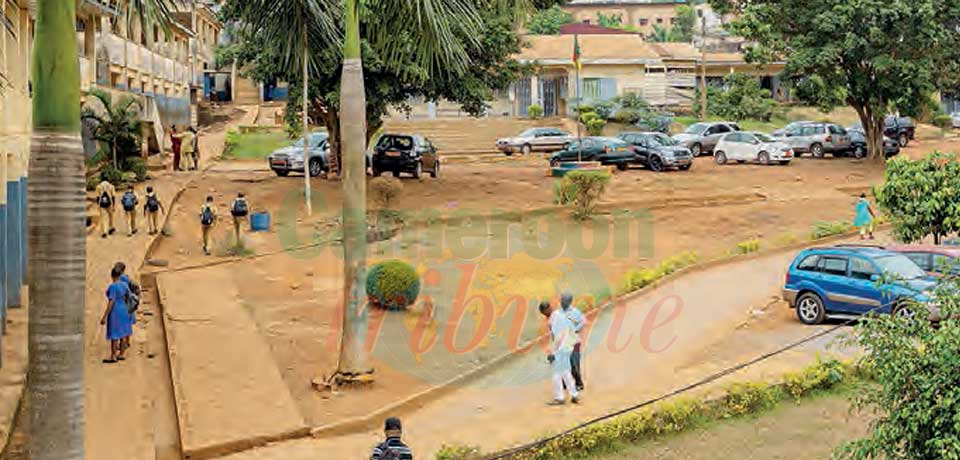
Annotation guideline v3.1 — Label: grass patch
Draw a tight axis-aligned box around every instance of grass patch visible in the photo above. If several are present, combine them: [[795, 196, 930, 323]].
[[810, 220, 853, 240], [223, 129, 291, 160], [619, 251, 700, 294], [733, 239, 761, 255]]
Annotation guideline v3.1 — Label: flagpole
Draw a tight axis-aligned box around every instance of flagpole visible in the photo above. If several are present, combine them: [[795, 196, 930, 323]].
[[575, 34, 583, 163]]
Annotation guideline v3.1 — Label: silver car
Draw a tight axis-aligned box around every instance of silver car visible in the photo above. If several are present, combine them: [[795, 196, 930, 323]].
[[671, 121, 741, 156], [268, 133, 328, 177], [774, 122, 851, 158], [713, 132, 794, 165], [496, 128, 574, 155]]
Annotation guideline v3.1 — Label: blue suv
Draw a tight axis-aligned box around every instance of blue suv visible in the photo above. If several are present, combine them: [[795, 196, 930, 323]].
[[783, 246, 936, 324]]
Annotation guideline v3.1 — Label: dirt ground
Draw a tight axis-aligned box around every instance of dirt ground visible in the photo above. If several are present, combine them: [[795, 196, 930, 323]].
[[140, 136, 960, 430]]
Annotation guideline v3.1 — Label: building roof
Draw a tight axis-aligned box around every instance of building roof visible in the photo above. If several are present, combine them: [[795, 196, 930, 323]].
[[647, 42, 699, 60], [518, 34, 706, 64], [558, 23, 633, 35]]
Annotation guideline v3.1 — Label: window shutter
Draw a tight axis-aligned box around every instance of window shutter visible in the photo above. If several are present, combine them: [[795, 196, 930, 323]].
[[600, 78, 617, 100]]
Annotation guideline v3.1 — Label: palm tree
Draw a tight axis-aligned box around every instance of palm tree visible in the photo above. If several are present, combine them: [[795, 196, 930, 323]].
[[28, 1, 171, 458], [648, 24, 681, 42], [81, 89, 144, 169]]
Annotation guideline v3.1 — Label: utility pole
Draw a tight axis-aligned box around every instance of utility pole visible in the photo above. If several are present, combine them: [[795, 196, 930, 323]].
[[699, 15, 707, 121]]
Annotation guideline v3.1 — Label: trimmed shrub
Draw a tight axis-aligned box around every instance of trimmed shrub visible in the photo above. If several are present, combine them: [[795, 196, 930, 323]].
[[594, 100, 616, 120], [620, 251, 699, 293], [574, 104, 596, 116], [123, 157, 148, 182], [735, 238, 760, 254], [99, 165, 124, 185], [527, 104, 544, 120], [811, 220, 852, 239], [366, 260, 420, 310], [553, 178, 578, 205], [559, 170, 611, 219], [370, 176, 403, 209], [586, 117, 606, 136], [579, 110, 600, 124]]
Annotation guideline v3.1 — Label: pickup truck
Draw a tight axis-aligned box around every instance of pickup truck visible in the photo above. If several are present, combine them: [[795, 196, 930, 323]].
[[883, 116, 915, 147]]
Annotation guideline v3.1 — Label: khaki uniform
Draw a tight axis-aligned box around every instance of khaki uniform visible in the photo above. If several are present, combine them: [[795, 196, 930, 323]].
[[231, 198, 248, 245], [175, 131, 197, 170], [95, 181, 116, 236], [145, 192, 163, 234], [121, 191, 139, 235], [200, 203, 218, 253]]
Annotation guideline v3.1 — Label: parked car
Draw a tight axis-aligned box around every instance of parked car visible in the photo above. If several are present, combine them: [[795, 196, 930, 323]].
[[371, 134, 440, 179], [713, 131, 793, 165], [849, 116, 916, 147], [879, 246, 960, 276], [616, 132, 693, 172], [951, 112, 960, 129], [496, 128, 574, 155], [773, 122, 851, 158], [268, 133, 328, 177], [782, 246, 937, 325], [845, 129, 900, 158], [549, 137, 635, 169], [771, 120, 814, 137], [633, 114, 674, 134], [671, 121, 741, 156]]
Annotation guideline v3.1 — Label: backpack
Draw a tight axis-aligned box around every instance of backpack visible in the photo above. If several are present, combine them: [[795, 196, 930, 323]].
[[126, 281, 141, 314], [98, 190, 112, 208], [146, 194, 160, 212], [121, 192, 137, 211], [200, 205, 214, 226], [231, 198, 248, 217]]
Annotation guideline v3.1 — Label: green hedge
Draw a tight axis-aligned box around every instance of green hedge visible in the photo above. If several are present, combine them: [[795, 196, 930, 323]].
[[366, 260, 420, 310], [620, 251, 699, 293]]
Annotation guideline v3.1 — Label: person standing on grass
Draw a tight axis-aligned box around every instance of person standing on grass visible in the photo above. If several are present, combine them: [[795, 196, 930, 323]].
[[854, 193, 876, 240], [561, 292, 586, 391], [120, 185, 139, 236], [143, 186, 165, 235], [370, 417, 413, 460], [100, 264, 132, 364], [230, 192, 249, 246], [173, 127, 196, 171], [200, 195, 218, 256], [540, 300, 580, 405], [170, 124, 182, 172], [95, 171, 117, 238]]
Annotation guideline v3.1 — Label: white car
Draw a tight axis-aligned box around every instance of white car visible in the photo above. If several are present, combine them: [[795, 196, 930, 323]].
[[951, 112, 960, 128], [496, 128, 573, 155], [713, 131, 794, 165]]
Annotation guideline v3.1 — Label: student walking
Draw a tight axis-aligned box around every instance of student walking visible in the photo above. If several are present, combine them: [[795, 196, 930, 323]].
[[190, 127, 200, 170], [561, 292, 586, 391], [540, 300, 580, 405], [113, 262, 141, 356], [95, 172, 117, 238], [370, 417, 413, 460], [120, 185, 139, 236], [170, 124, 182, 171], [230, 192, 249, 245], [143, 186, 165, 235], [200, 195, 218, 255], [854, 193, 876, 240], [100, 264, 133, 364]]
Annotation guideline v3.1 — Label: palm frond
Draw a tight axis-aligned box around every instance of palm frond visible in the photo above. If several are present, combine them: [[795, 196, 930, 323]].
[[121, 0, 176, 39], [87, 88, 114, 111], [229, 0, 340, 75]]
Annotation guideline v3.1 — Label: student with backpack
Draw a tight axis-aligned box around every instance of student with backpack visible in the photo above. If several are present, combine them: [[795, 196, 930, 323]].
[[143, 186, 165, 235], [230, 192, 249, 246], [120, 185, 139, 236], [199, 195, 218, 255], [370, 417, 413, 460], [100, 264, 133, 364], [95, 172, 117, 238], [114, 262, 140, 356]]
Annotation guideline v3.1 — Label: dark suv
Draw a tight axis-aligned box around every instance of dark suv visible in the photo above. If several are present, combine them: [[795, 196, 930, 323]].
[[849, 117, 915, 148], [617, 132, 693, 172], [371, 134, 440, 179]]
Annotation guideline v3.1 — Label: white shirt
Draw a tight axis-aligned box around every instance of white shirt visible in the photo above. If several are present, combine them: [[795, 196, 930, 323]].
[[549, 309, 578, 354]]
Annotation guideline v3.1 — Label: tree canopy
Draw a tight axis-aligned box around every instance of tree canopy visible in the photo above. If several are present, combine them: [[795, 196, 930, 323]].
[[526, 4, 573, 34], [709, 0, 960, 159], [874, 152, 960, 245]]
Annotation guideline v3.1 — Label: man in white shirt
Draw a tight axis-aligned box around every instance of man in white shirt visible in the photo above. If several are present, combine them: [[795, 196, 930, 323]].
[[561, 292, 586, 391], [539, 301, 580, 405]]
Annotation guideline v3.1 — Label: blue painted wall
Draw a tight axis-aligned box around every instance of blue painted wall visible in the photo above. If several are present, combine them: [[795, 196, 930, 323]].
[[5, 180, 21, 308], [19, 177, 26, 283], [0, 202, 6, 322]]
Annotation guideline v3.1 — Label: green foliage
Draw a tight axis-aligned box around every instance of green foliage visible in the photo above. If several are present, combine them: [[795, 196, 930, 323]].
[[614, 93, 650, 111], [553, 178, 578, 205], [435, 444, 482, 460], [98, 165, 124, 185], [734, 238, 760, 254], [783, 358, 846, 400], [223, 129, 291, 160], [558, 170, 611, 219], [713, 0, 960, 159], [620, 251, 699, 293], [593, 100, 616, 120], [81, 88, 143, 169], [586, 117, 606, 136], [874, 152, 960, 244], [574, 104, 596, 116], [366, 260, 421, 310], [933, 114, 953, 136], [719, 382, 780, 418], [527, 104, 543, 119], [810, 220, 852, 240], [647, 24, 684, 43], [840, 274, 960, 460], [526, 4, 573, 35], [611, 108, 644, 124], [122, 157, 148, 182], [370, 176, 404, 209], [596, 12, 622, 28], [710, 73, 778, 121], [672, 3, 697, 42]]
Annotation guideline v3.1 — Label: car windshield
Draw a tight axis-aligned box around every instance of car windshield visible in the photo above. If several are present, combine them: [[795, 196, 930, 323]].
[[685, 123, 709, 134], [874, 254, 927, 280], [292, 134, 325, 149], [754, 133, 776, 142], [377, 135, 415, 150], [649, 133, 678, 146], [520, 129, 538, 137]]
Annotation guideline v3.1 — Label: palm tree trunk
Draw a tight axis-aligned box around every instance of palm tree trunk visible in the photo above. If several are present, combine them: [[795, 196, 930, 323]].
[[336, 0, 373, 378], [29, 1, 86, 458], [302, 28, 312, 216]]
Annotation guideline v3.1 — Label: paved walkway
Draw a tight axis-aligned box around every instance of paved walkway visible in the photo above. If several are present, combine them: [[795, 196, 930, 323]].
[[214, 235, 878, 460]]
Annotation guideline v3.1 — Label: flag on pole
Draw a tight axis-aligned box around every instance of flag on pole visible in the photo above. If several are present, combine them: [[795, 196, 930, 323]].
[[573, 34, 582, 71]]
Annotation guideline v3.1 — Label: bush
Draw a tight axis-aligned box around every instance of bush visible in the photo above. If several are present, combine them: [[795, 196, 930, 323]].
[[579, 110, 600, 124], [735, 238, 760, 254], [526, 104, 543, 119], [98, 165, 124, 185], [123, 157, 148, 182], [611, 108, 644, 125], [620, 251, 699, 293], [810, 220, 852, 239], [553, 177, 578, 205], [586, 118, 606, 136], [370, 176, 403, 209], [933, 114, 953, 136], [574, 104, 596, 116], [558, 170, 611, 219], [594, 100, 616, 120], [435, 444, 483, 460], [366, 260, 420, 310]]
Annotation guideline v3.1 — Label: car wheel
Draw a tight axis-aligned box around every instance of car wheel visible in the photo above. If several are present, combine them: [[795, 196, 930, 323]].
[[796, 292, 826, 325], [758, 151, 770, 165], [714, 151, 727, 165], [648, 156, 664, 172], [898, 133, 908, 147], [893, 302, 917, 321], [550, 158, 560, 167], [811, 143, 824, 158], [521, 144, 532, 155], [412, 161, 422, 179], [854, 146, 866, 159], [392, 170, 400, 178], [616, 162, 629, 171], [430, 161, 439, 178], [691, 143, 702, 156], [274, 170, 289, 177], [308, 158, 323, 177]]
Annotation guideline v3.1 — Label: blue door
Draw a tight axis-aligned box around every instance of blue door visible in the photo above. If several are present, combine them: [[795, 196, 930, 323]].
[[816, 256, 855, 314], [843, 257, 885, 314]]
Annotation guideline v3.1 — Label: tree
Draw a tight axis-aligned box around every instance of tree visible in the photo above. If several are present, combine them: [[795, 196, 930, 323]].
[[842, 274, 960, 459], [81, 88, 143, 169], [647, 24, 682, 43], [526, 5, 573, 35], [596, 12, 622, 28], [709, 0, 960, 160], [874, 152, 960, 245], [712, 72, 777, 121], [673, 3, 696, 42]]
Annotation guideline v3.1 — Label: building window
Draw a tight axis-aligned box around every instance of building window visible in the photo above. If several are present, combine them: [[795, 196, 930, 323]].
[[582, 78, 602, 100], [638, 18, 648, 26], [656, 17, 663, 24]]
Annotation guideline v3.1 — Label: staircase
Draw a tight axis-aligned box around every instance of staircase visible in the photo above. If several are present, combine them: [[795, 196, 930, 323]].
[[381, 117, 578, 155], [234, 77, 261, 106]]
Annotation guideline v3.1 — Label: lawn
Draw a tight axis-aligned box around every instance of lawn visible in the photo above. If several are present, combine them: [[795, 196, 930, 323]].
[[223, 130, 291, 160]]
